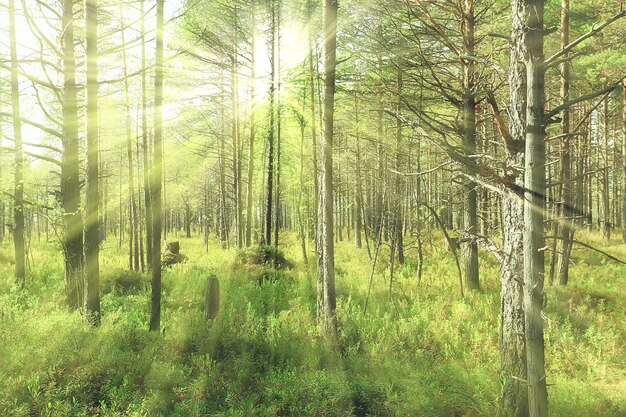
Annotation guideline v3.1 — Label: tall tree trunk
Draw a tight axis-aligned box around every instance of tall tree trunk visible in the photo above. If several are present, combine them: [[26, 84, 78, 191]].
[[274, 0, 282, 252], [298, 110, 308, 264], [500, 1, 529, 415], [136, 124, 146, 271], [522, 0, 549, 414], [84, 0, 100, 324], [218, 69, 229, 248], [556, 0, 573, 285], [622, 78, 626, 242], [354, 94, 363, 249], [0, 113, 4, 245], [462, 0, 479, 291], [231, 8, 242, 249], [245, 0, 257, 247], [307, 0, 323, 315], [9, 0, 25, 288], [264, 0, 276, 246], [120, 4, 140, 271], [394, 68, 404, 265], [61, 0, 84, 309], [602, 96, 611, 240], [319, 0, 338, 337], [150, 0, 164, 332], [576, 107, 587, 228], [141, 0, 153, 266]]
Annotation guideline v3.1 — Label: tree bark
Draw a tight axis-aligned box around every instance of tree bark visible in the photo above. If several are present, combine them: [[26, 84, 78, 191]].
[[150, 0, 164, 332], [521, 1, 549, 415], [274, 0, 282, 253], [0, 112, 4, 245], [120, 4, 140, 272], [394, 68, 405, 265], [306, 0, 324, 316], [245, 0, 257, 247], [84, 0, 100, 325], [556, 0, 573, 285], [60, 0, 85, 309], [320, 0, 338, 337], [622, 78, 626, 242], [9, 0, 25, 289], [500, 1, 529, 415], [297, 109, 308, 264], [354, 94, 363, 249], [602, 96, 611, 241], [231, 8, 243, 249], [462, 0, 480, 291], [141, 0, 153, 267], [264, 0, 276, 246]]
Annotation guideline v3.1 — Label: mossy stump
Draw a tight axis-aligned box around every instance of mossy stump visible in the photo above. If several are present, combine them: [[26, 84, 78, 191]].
[[203, 275, 219, 321], [162, 241, 187, 267]]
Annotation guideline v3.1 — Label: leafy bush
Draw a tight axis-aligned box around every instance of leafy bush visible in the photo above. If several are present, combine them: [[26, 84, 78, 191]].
[[100, 269, 147, 295]]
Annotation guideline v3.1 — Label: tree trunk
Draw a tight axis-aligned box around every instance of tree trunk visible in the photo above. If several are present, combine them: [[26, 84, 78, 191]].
[[141, 0, 153, 267], [557, 0, 573, 285], [218, 69, 229, 248], [61, 0, 84, 309], [120, 4, 140, 272], [462, 0, 480, 291], [622, 78, 626, 242], [298, 113, 308, 264], [84, 0, 100, 324], [602, 96, 611, 241], [499, 1, 529, 414], [306, 0, 323, 316], [150, 0, 164, 332], [274, 0, 282, 253], [245, 0, 257, 247], [320, 0, 338, 337], [231, 10, 242, 249], [354, 94, 363, 249], [264, 0, 276, 246], [521, 1, 549, 414], [0, 112, 4, 245], [394, 68, 405, 265], [9, 0, 25, 289]]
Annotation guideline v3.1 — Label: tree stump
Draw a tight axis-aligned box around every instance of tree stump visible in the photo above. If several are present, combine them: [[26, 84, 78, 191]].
[[203, 275, 219, 321], [167, 241, 180, 254]]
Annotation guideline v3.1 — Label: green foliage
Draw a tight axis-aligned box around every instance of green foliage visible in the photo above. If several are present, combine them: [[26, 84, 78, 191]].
[[0, 235, 624, 416], [235, 245, 295, 270], [100, 269, 148, 295]]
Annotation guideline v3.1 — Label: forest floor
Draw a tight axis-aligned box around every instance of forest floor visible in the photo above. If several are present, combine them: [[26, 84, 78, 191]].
[[0, 231, 624, 416]]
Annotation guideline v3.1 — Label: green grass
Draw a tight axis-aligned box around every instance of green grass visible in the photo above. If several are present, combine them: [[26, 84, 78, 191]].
[[0, 231, 624, 416]]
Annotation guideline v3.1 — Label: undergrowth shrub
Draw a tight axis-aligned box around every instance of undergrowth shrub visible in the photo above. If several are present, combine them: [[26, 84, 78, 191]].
[[100, 268, 147, 295]]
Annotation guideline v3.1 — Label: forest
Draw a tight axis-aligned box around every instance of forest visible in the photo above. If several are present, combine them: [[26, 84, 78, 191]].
[[0, 0, 624, 415]]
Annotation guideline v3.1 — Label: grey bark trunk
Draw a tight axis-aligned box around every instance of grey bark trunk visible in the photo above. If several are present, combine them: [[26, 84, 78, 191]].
[[622, 79, 626, 242], [61, 0, 84, 309], [120, 4, 140, 272], [245, 0, 256, 247], [499, 1, 529, 414], [150, 0, 164, 332], [9, 0, 25, 288], [231, 13, 242, 249], [602, 97, 611, 241], [84, 0, 100, 325], [556, 0, 573, 285], [141, 0, 153, 267], [264, 0, 276, 246], [320, 0, 338, 337], [521, 1, 549, 414], [462, 1, 479, 291]]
